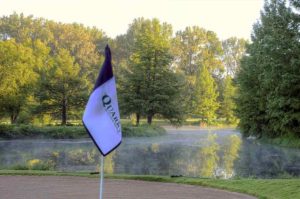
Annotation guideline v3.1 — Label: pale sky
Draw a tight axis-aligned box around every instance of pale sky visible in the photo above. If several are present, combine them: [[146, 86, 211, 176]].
[[0, 0, 264, 40]]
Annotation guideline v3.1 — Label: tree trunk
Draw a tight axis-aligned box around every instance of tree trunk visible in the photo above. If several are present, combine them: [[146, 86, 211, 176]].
[[136, 113, 140, 126], [61, 97, 67, 125], [147, 115, 152, 125], [10, 107, 20, 124], [10, 113, 18, 124]]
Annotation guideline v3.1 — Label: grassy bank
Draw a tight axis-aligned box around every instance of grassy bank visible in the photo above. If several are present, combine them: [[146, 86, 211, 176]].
[[0, 124, 166, 139], [0, 170, 299, 199]]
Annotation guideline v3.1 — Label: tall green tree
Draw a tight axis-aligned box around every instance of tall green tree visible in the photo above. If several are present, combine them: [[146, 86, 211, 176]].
[[217, 38, 246, 121], [45, 21, 103, 87], [195, 65, 219, 124], [0, 13, 104, 84], [119, 18, 184, 125], [0, 13, 54, 44], [172, 27, 223, 115], [110, 34, 133, 74], [0, 13, 109, 123], [237, 0, 300, 137], [219, 76, 238, 124], [37, 49, 88, 125], [0, 39, 36, 123], [172, 26, 223, 75], [222, 37, 247, 77]]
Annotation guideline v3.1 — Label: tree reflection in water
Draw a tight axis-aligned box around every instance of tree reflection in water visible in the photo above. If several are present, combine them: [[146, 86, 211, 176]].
[[197, 133, 242, 178], [199, 133, 220, 177], [104, 151, 115, 174], [1, 131, 299, 178], [221, 134, 242, 178]]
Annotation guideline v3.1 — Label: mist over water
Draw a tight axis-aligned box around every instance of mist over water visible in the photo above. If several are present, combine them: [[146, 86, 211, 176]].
[[0, 128, 299, 179]]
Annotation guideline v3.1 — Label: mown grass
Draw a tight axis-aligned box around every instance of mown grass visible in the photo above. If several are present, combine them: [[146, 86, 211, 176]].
[[0, 124, 166, 139], [0, 170, 299, 199]]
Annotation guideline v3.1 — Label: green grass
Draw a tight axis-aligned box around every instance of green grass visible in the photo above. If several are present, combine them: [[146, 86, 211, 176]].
[[0, 124, 166, 139], [121, 118, 238, 128], [0, 170, 299, 199], [122, 124, 166, 137]]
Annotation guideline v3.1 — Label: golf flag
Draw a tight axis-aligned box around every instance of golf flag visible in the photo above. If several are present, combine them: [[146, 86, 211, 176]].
[[83, 45, 122, 156]]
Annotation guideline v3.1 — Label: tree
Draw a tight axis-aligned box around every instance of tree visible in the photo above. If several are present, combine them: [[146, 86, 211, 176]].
[[119, 18, 184, 125], [195, 65, 219, 124], [0, 13, 54, 44], [172, 26, 223, 75], [172, 27, 223, 115], [218, 38, 246, 123], [237, 0, 300, 138], [44, 21, 104, 90], [222, 37, 247, 77], [0, 13, 104, 86], [219, 76, 238, 124], [0, 39, 36, 123], [236, 50, 265, 137], [110, 34, 133, 75], [0, 13, 109, 124], [37, 49, 88, 125]]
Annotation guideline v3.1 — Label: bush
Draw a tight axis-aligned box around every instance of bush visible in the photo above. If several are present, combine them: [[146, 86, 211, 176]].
[[27, 159, 53, 170], [0, 124, 88, 139], [0, 124, 166, 139], [122, 124, 166, 137], [8, 159, 54, 170], [10, 165, 29, 170]]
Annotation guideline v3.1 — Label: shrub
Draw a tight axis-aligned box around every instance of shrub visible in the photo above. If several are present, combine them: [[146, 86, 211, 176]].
[[27, 159, 53, 170], [122, 124, 166, 137], [0, 124, 166, 139]]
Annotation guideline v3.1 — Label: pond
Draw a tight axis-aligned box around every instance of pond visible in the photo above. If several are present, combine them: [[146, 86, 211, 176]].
[[0, 128, 300, 179]]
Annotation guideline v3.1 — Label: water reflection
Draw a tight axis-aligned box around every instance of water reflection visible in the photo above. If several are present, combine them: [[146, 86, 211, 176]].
[[199, 133, 220, 177], [221, 134, 242, 178], [104, 152, 115, 174], [0, 129, 299, 179], [236, 139, 300, 178]]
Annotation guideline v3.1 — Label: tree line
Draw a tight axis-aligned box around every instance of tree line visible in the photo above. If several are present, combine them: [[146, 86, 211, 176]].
[[0, 13, 245, 125]]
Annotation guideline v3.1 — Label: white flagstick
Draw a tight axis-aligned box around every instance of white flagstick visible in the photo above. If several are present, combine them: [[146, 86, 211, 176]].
[[99, 155, 105, 199]]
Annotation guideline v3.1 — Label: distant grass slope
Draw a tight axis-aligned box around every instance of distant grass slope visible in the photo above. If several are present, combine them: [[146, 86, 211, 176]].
[[1, 170, 299, 199], [0, 124, 166, 139]]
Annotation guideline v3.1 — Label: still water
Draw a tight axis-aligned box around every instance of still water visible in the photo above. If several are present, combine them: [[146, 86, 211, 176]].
[[0, 128, 300, 179]]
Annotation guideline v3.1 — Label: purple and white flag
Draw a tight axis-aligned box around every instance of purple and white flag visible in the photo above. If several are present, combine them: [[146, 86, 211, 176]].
[[83, 45, 122, 156]]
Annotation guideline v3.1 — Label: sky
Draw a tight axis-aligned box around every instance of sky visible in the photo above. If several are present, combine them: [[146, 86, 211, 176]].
[[0, 0, 264, 40]]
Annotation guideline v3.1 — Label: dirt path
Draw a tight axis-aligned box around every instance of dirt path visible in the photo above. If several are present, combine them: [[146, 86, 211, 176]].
[[0, 176, 256, 199]]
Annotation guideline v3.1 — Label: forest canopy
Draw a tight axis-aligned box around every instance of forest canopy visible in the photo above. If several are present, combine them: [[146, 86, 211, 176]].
[[0, 13, 245, 126]]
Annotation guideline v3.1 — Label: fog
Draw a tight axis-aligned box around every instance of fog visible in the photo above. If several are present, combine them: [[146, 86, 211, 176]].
[[1, 128, 299, 178]]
